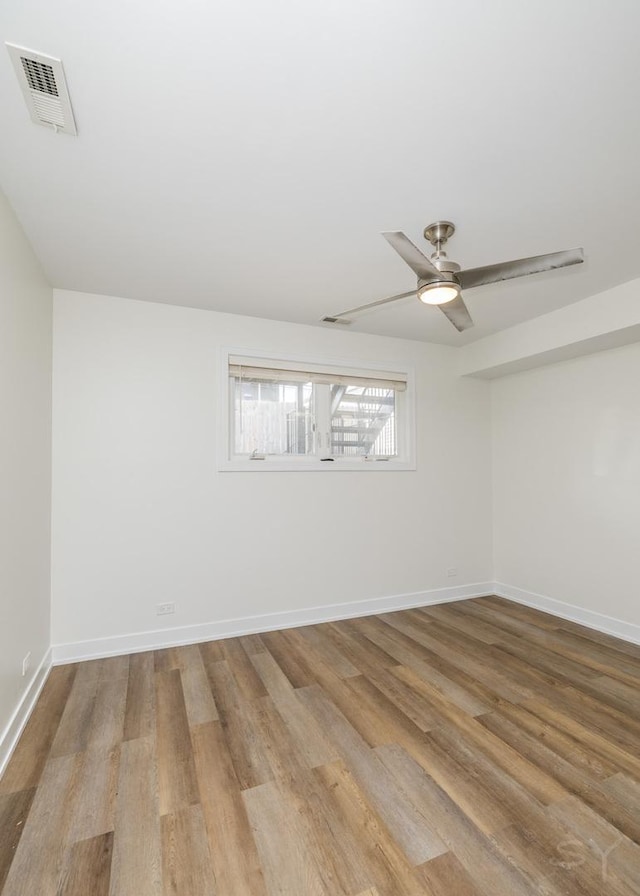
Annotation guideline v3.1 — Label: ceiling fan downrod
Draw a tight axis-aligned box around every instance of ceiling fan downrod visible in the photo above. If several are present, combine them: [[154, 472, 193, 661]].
[[423, 220, 456, 260]]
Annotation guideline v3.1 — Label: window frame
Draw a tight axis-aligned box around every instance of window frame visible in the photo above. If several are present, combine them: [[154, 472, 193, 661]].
[[218, 348, 416, 472]]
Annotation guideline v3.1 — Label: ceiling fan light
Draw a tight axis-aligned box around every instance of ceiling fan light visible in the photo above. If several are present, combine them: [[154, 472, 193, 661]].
[[417, 281, 460, 305]]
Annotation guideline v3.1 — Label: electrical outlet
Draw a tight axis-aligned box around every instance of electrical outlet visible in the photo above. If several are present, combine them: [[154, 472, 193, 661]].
[[21, 652, 31, 677], [447, 567, 458, 578], [156, 602, 176, 616]]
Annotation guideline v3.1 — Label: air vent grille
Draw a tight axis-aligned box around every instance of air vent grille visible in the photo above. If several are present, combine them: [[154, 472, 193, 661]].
[[21, 58, 58, 96], [31, 93, 66, 128], [322, 316, 351, 325], [6, 43, 77, 135]]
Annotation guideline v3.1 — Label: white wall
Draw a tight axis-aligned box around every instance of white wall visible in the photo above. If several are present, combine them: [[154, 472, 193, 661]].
[[492, 342, 640, 627], [0, 188, 52, 755], [51, 289, 492, 651], [459, 278, 640, 379]]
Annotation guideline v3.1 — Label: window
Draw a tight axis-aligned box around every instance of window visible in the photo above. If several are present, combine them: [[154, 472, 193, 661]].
[[221, 353, 414, 470]]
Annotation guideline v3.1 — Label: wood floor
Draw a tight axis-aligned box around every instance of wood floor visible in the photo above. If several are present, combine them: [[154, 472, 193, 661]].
[[2, 596, 640, 895]]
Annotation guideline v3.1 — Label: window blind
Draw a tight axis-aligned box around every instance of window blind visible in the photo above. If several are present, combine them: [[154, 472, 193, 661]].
[[228, 357, 407, 392]]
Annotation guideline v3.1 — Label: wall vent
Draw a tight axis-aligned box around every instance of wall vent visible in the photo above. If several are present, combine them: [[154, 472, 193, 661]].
[[6, 43, 77, 135]]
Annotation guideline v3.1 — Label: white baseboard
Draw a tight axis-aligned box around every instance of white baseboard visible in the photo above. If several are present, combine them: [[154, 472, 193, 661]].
[[7, 583, 638, 775], [48, 579, 640, 669], [0, 647, 53, 780], [52, 582, 495, 664], [494, 582, 640, 646]]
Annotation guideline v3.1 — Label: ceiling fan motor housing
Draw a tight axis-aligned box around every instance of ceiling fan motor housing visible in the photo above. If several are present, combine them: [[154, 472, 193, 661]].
[[425, 256, 461, 286], [418, 271, 458, 292]]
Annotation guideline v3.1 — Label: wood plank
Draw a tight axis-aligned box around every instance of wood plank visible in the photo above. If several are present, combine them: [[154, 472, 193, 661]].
[[219, 638, 268, 701], [155, 670, 200, 815], [261, 627, 359, 705], [179, 649, 219, 727], [237, 633, 268, 655], [253, 697, 375, 896], [327, 618, 402, 670], [370, 612, 503, 712], [295, 623, 361, 679], [299, 684, 447, 865], [547, 631, 640, 683], [154, 648, 182, 674], [425, 722, 558, 828], [457, 601, 580, 652], [373, 613, 532, 703], [601, 771, 640, 813], [190, 721, 267, 895], [1, 754, 79, 895], [375, 743, 545, 896], [198, 639, 226, 665], [98, 654, 131, 680], [419, 601, 504, 644], [58, 831, 114, 896], [65, 746, 120, 845], [109, 736, 162, 896], [87, 677, 128, 753], [71, 655, 129, 685], [416, 852, 484, 896], [340, 673, 435, 747], [0, 664, 76, 793], [521, 696, 640, 779], [270, 625, 443, 746], [547, 684, 640, 754], [123, 650, 156, 741], [477, 699, 619, 779], [204, 661, 273, 791], [577, 673, 640, 718], [473, 595, 562, 630], [249, 651, 338, 768], [478, 710, 640, 845], [243, 780, 330, 896], [554, 621, 640, 661], [378, 728, 513, 836], [49, 678, 99, 758], [73, 659, 106, 686], [462, 602, 640, 688], [0, 788, 35, 892], [547, 795, 640, 894], [392, 665, 567, 805], [259, 629, 317, 688], [191, 721, 267, 896], [323, 623, 443, 730], [492, 820, 628, 896], [314, 760, 437, 896], [384, 645, 492, 719], [485, 630, 603, 687], [161, 805, 217, 896]]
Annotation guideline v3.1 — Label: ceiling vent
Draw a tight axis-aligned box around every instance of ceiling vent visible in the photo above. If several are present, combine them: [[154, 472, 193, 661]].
[[6, 43, 77, 135]]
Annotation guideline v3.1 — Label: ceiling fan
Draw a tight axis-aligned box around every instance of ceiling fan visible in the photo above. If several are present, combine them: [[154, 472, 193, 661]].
[[323, 222, 584, 332]]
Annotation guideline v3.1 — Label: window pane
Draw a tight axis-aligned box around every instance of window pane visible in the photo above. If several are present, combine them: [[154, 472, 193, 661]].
[[330, 385, 397, 457], [233, 377, 315, 455]]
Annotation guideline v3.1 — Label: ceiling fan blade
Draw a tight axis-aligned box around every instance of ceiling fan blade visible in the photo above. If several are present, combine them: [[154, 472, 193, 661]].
[[328, 289, 416, 322], [382, 231, 442, 281], [457, 248, 584, 291], [438, 295, 474, 332]]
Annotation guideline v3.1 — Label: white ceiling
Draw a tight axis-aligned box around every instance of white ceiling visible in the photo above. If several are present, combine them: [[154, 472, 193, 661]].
[[1, 0, 640, 345]]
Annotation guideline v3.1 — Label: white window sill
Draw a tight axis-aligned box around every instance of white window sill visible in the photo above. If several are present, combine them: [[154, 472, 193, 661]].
[[218, 458, 416, 473]]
